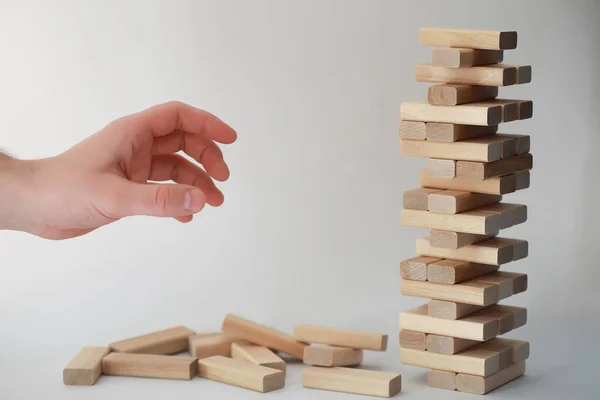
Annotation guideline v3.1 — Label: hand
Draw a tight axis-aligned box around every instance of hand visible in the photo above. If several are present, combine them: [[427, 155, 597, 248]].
[[0, 101, 237, 239]]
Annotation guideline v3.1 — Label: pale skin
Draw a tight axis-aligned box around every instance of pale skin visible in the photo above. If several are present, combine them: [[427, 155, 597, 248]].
[[0, 101, 237, 240]]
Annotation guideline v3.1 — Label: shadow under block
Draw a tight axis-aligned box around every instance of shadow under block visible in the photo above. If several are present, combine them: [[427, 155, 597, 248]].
[[231, 341, 286, 372], [425, 123, 498, 142], [101, 353, 198, 380], [400, 256, 442, 281], [198, 355, 285, 393], [420, 28, 518, 50], [403, 188, 442, 211], [399, 330, 427, 351], [109, 326, 195, 355], [428, 300, 485, 320], [303, 345, 363, 367], [416, 236, 528, 265], [427, 334, 479, 355], [221, 314, 307, 360], [428, 369, 457, 390], [426, 159, 456, 178], [432, 48, 504, 68], [429, 230, 495, 249], [427, 190, 501, 214], [427, 259, 499, 284], [302, 366, 402, 398], [400, 347, 501, 377], [416, 64, 517, 87], [398, 120, 426, 139], [293, 324, 388, 351], [63, 346, 111, 386], [401, 135, 517, 162], [401, 277, 499, 306], [400, 100, 502, 126], [188, 333, 235, 359], [428, 84, 498, 106], [457, 153, 533, 181], [420, 169, 530, 195], [457, 361, 526, 394]]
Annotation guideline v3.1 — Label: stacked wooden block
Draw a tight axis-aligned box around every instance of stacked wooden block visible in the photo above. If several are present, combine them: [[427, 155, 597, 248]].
[[398, 28, 531, 395]]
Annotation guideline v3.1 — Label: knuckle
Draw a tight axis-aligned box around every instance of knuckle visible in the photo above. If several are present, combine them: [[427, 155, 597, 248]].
[[153, 186, 171, 214]]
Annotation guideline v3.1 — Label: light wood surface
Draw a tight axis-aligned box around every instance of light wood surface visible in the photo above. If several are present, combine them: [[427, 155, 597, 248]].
[[420, 28, 518, 50], [401, 137, 506, 162], [398, 120, 426, 139], [401, 100, 502, 126], [63, 346, 111, 386], [416, 64, 517, 87], [420, 169, 528, 195], [198, 355, 285, 393], [432, 48, 504, 68], [401, 277, 499, 306], [302, 366, 402, 398], [457, 153, 533, 180], [188, 333, 235, 359], [427, 190, 501, 214], [303, 345, 363, 367], [425, 159, 456, 178], [102, 353, 198, 380], [221, 314, 307, 360], [403, 188, 441, 211], [428, 84, 498, 106], [109, 326, 195, 355], [400, 256, 442, 281], [429, 230, 495, 249], [400, 347, 501, 376], [425, 123, 497, 142], [427, 334, 478, 355], [427, 300, 485, 320], [427, 259, 499, 284], [399, 330, 427, 351], [456, 361, 525, 394], [416, 236, 527, 265], [231, 340, 286, 372], [293, 324, 388, 351], [428, 369, 457, 390]]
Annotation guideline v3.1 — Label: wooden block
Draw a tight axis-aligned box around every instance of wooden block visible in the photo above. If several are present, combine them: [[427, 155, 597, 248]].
[[188, 333, 235, 359], [428, 369, 457, 390], [231, 340, 286, 372], [515, 65, 532, 84], [401, 277, 499, 306], [109, 326, 195, 355], [472, 340, 513, 369], [398, 120, 426, 139], [475, 100, 518, 122], [102, 353, 198, 380], [416, 236, 526, 265], [403, 188, 441, 211], [400, 347, 501, 376], [428, 84, 498, 106], [515, 170, 531, 190], [432, 48, 504, 68], [426, 159, 456, 178], [427, 259, 499, 284], [427, 300, 485, 320], [474, 271, 528, 300], [303, 345, 363, 367], [429, 230, 495, 249], [399, 329, 427, 351], [471, 305, 527, 334], [490, 338, 530, 363], [456, 361, 525, 394], [198, 355, 285, 393], [515, 100, 533, 119], [420, 28, 518, 50], [494, 271, 528, 293], [496, 134, 531, 154], [293, 325, 387, 351], [302, 366, 402, 398], [416, 64, 517, 87], [427, 334, 479, 355], [493, 305, 528, 330], [427, 190, 501, 214], [400, 256, 442, 281], [456, 153, 533, 181], [400, 100, 502, 126], [221, 314, 307, 360], [63, 346, 111, 386], [478, 203, 527, 228], [425, 123, 497, 142], [401, 137, 507, 163], [420, 169, 522, 195], [400, 304, 498, 341]]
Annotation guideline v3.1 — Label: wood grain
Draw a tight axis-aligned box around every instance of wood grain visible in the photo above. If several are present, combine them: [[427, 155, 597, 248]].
[[398, 120, 426, 139], [427, 300, 485, 320], [302, 366, 402, 398], [425, 123, 497, 142], [456, 153, 533, 180], [198, 355, 285, 393], [428, 369, 457, 390], [63, 346, 111, 386], [188, 333, 236, 359], [427, 190, 501, 214], [416, 64, 517, 87], [401, 100, 502, 126], [400, 347, 501, 376], [403, 188, 441, 211], [303, 345, 363, 367], [401, 138, 505, 162], [231, 340, 286, 372], [427, 259, 499, 284], [416, 236, 527, 265], [109, 326, 195, 355], [102, 353, 198, 380], [399, 330, 427, 351], [401, 277, 499, 306], [427, 334, 478, 355], [428, 84, 498, 106], [293, 325, 388, 351], [432, 48, 504, 68], [400, 256, 442, 281], [456, 361, 525, 394], [429, 230, 495, 249], [420, 28, 518, 50], [420, 169, 528, 195], [426, 159, 456, 178]]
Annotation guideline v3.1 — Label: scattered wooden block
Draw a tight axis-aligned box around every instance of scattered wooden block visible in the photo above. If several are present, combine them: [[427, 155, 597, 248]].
[[63, 346, 111, 386], [428, 369, 457, 390], [231, 340, 286, 372], [427, 334, 479, 355], [425, 123, 497, 142], [428, 84, 498, 106], [427, 190, 501, 214], [420, 28, 518, 50], [515, 65, 532, 84], [400, 347, 501, 376], [429, 230, 495, 249], [198, 355, 285, 393], [399, 330, 427, 351], [398, 120, 426, 139], [400, 100, 502, 126], [420, 169, 529, 195], [302, 366, 402, 398], [416, 236, 528, 265], [303, 345, 363, 367], [109, 326, 195, 355], [427, 259, 499, 284], [416, 64, 517, 87], [188, 333, 236, 359], [293, 324, 388, 351], [401, 277, 499, 306], [427, 300, 485, 320], [456, 153, 533, 181], [102, 353, 198, 380], [496, 134, 531, 154], [400, 256, 442, 281], [221, 314, 307, 360], [403, 188, 441, 211], [456, 361, 525, 394], [426, 159, 456, 178], [432, 48, 504, 68]]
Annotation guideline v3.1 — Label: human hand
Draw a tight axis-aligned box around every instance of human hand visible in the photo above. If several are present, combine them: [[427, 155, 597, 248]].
[[0, 101, 237, 239]]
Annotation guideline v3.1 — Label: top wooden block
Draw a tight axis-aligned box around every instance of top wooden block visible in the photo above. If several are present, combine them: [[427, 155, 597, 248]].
[[421, 28, 518, 50]]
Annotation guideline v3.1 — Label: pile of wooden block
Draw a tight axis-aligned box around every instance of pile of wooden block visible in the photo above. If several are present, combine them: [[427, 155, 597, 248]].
[[64, 314, 402, 397], [398, 28, 532, 395]]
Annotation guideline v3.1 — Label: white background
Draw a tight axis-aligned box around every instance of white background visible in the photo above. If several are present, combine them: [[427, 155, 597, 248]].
[[1, 0, 599, 399]]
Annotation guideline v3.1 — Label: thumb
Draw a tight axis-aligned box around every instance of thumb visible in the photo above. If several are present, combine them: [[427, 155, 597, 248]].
[[120, 182, 206, 218]]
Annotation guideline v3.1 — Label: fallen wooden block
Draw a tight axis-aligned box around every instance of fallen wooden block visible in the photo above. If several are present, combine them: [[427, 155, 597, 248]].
[[416, 64, 517, 87], [231, 340, 286, 372], [429, 230, 495, 249], [416, 236, 528, 265], [189, 333, 236, 359], [400, 347, 502, 376], [431, 48, 504, 68], [515, 65, 532, 84], [428, 369, 457, 390], [456, 153, 533, 181], [427, 259, 499, 284], [399, 329, 427, 351], [303, 366, 402, 398], [303, 345, 363, 367], [427, 190, 501, 214], [102, 353, 198, 380], [398, 120, 426, 139], [420, 169, 529, 195], [400, 100, 502, 126], [63, 346, 111, 386], [293, 324, 388, 351], [456, 361, 526, 394], [400, 256, 442, 281], [401, 277, 499, 306], [198, 355, 285, 393], [425, 123, 497, 142], [426, 159, 456, 178], [428, 84, 498, 106], [109, 326, 195, 355], [427, 334, 479, 355], [420, 28, 518, 50], [403, 188, 442, 211], [427, 300, 485, 320]]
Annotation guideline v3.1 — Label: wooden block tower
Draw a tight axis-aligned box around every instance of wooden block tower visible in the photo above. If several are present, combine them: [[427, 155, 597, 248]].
[[398, 28, 531, 395]]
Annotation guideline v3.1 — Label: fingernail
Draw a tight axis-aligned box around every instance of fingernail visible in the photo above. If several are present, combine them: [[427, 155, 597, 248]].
[[184, 189, 206, 212]]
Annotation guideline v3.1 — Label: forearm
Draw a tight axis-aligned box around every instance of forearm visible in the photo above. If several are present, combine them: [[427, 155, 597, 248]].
[[0, 153, 39, 233]]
